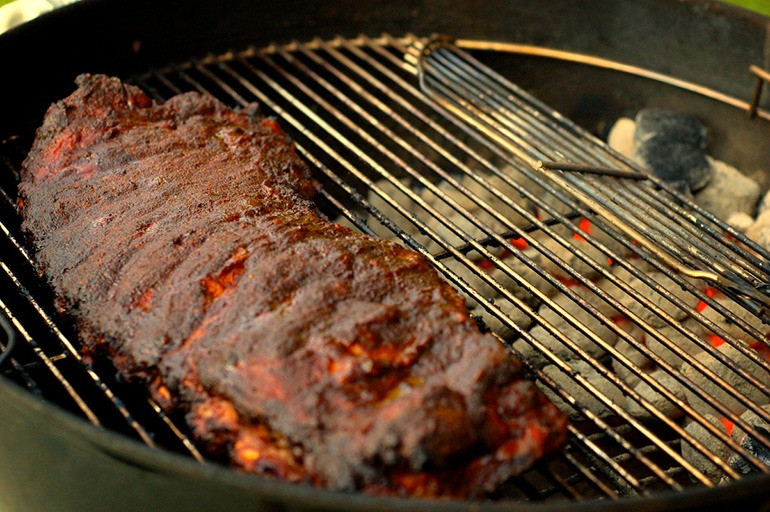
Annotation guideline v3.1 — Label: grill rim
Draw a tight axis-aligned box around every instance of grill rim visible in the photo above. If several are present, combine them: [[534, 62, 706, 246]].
[[2, 378, 770, 512]]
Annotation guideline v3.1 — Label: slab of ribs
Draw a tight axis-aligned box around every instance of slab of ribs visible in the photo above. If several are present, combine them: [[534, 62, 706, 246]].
[[19, 74, 567, 498]]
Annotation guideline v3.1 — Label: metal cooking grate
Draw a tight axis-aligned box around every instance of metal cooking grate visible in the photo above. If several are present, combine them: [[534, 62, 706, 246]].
[[1, 33, 770, 502]]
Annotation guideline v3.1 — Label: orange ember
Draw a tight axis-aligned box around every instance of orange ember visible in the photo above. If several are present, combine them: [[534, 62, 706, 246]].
[[478, 259, 495, 271], [510, 237, 528, 251], [707, 334, 726, 347], [749, 341, 770, 362], [573, 218, 592, 242], [720, 417, 735, 436], [696, 287, 721, 313], [555, 275, 583, 287]]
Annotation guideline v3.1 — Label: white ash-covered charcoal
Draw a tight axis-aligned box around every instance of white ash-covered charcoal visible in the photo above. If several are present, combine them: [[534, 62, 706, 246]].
[[730, 404, 770, 440], [681, 414, 731, 481], [486, 249, 560, 300], [419, 172, 532, 255], [746, 210, 770, 253], [624, 368, 686, 420], [726, 404, 770, 476], [532, 181, 577, 223], [535, 216, 632, 281], [536, 235, 610, 281], [540, 292, 620, 349], [513, 292, 619, 367], [697, 292, 769, 344], [537, 360, 625, 419], [611, 321, 655, 387], [440, 259, 535, 339], [633, 109, 712, 192], [583, 220, 634, 259], [440, 258, 497, 300], [694, 157, 760, 220], [569, 284, 621, 318], [511, 335, 547, 367], [680, 343, 770, 417], [366, 178, 422, 243], [727, 212, 754, 233], [643, 318, 703, 370], [474, 297, 534, 341], [607, 117, 636, 159], [597, 266, 699, 328], [494, 164, 542, 214]]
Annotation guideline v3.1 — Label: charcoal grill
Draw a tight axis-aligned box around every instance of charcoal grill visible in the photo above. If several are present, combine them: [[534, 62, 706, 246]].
[[1, 1, 770, 511]]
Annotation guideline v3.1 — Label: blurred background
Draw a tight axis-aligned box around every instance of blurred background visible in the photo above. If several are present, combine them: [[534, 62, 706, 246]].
[[0, 0, 769, 18], [0, 0, 768, 34]]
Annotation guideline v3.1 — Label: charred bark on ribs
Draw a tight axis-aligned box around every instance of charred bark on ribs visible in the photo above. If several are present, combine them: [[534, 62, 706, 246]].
[[18, 74, 567, 498]]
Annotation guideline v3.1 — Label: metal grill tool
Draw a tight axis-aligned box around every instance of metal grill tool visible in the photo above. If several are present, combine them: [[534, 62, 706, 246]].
[[2, 34, 770, 501]]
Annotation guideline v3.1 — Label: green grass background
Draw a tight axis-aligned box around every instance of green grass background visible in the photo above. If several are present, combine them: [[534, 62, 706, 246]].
[[0, 0, 768, 19], [725, 0, 770, 15]]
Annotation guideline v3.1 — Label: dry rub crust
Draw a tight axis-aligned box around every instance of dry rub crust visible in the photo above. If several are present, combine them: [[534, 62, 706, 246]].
[[19, 74, 567, 498]]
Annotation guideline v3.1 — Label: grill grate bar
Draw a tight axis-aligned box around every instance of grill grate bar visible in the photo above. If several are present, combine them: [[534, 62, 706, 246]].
[[408, 43, 770, 306], [161, 61, 668, 493], [420, 45, 767, 316], [414, 48, 760, 287], [0, 295, 102, 426]]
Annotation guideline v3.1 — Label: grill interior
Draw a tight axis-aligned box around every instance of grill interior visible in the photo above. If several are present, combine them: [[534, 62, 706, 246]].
[[1, 33, 769, 503]]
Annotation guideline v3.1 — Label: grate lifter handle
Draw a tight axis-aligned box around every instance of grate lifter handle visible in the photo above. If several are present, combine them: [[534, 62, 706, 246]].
[[412, 35, 770, 311]]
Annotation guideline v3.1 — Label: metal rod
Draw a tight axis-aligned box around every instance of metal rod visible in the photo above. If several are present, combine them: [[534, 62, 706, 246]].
[[454, 39, 770, 123], [748, 65, 770, 119], [539, 160, 647, 180]]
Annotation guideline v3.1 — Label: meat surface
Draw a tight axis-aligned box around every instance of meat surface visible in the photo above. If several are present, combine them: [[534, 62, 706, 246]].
[[19, 74, 567, 498]]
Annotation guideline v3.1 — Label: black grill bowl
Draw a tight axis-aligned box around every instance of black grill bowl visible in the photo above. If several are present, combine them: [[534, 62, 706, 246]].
[[1, 1, 770, 511]]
